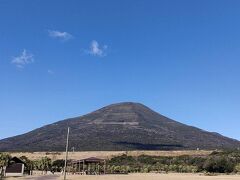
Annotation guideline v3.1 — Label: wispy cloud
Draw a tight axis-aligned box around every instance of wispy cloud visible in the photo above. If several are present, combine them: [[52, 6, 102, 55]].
[[11, 49, 34, 68], [48, 30, 73, 41], [47, 69, 54, 74], [87, 40, 108, 57]]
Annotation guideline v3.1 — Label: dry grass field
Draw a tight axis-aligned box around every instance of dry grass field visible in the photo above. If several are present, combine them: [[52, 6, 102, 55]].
[[9, 150, 212, 160]]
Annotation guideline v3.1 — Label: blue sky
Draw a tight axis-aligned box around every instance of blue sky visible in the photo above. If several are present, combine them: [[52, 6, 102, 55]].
[[0, 0, 240, 140]]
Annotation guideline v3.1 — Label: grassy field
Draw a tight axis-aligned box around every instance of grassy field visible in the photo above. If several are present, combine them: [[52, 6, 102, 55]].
[[9, 150, 212, 160]]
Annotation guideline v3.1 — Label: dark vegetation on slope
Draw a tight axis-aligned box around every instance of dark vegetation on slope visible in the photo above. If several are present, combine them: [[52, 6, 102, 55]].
[[0, 102, 239, 151]]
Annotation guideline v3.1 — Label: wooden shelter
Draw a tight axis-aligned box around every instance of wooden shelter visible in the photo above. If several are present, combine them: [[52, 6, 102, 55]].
[[69, 157, 106, 175], [5, 157, 29, 177]]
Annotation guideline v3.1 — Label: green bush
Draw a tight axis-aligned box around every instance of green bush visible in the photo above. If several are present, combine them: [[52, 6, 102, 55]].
[[235, 163, 240, 173], [203, 156, 234, 173], [52, 159, 65, 172]]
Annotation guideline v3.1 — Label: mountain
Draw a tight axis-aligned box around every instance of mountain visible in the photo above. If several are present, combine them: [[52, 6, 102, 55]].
[[0, 102, 239, 151]]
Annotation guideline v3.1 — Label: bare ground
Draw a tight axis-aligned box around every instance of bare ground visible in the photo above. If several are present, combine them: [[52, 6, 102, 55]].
[[6, 173, 240, 180], [66, 173, 240, 180]]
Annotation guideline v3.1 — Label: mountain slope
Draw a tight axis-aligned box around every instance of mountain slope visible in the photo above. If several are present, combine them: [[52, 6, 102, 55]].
[[0, 102, 239, 151]]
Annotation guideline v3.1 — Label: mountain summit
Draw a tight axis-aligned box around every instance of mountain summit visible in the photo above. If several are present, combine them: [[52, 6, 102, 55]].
[[0, 102, 239, 151]]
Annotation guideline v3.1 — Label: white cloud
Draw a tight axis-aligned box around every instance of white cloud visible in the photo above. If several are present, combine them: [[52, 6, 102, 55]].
[[47, 69, 54, 74], [88, 40, 107, 57], [48, 30, 73, 41], [11, 49, 34, 68]]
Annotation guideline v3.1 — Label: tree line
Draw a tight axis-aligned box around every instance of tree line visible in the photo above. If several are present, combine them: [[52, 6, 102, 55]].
[[107, 150, 240, 174]]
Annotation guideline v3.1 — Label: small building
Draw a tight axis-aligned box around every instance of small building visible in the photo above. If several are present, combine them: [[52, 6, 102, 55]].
[[5, 157, 29, 177], [70, 157, 106, 175]]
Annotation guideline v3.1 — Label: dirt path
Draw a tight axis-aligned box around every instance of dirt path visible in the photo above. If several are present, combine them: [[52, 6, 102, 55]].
[[6, 173, 240, 180], [7, 175, 60, 180], [66, 173, 240, 180]]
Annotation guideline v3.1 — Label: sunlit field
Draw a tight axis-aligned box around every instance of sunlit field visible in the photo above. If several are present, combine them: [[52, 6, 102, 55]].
[[9, 150, 212, 160]]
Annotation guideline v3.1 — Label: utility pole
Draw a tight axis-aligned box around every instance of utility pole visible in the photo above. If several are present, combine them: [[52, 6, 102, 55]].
[[63, 127, 70, 180]]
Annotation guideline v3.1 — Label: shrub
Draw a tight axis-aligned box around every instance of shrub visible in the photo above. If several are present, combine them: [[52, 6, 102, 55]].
[[203, 156, 235, 173], [52, 159, 65, 172], [235, 163, 240, 173]]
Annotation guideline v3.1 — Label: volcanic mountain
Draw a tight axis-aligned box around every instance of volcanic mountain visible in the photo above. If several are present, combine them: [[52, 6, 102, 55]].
[[0, 102, 239, 151]]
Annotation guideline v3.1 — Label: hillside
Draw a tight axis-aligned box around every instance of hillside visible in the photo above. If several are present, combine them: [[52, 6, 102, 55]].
[[0, 102, 239, 151]]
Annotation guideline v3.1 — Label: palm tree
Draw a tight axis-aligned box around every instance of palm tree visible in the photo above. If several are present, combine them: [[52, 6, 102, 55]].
[[19, 156, 34, 175], [0, 153, 11, 178], [40, 157, 52, 174]]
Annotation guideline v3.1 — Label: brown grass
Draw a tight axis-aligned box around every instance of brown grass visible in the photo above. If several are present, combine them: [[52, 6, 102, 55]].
[[9, 150, 212, 160]]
